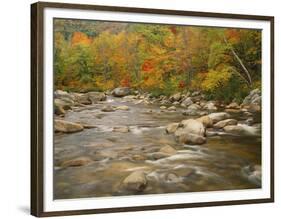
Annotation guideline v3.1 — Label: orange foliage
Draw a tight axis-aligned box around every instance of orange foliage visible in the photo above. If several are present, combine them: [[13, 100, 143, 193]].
[[225, 29, 240, 43], [169, 26, 177, 35], [71, 32, 92, 46], [120, 76, 131, 87]]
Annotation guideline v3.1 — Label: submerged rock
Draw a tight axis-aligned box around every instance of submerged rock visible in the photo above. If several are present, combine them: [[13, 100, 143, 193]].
[[54, 120, 84, 133], [61, 157, 92, 167], [122, 171, 147, 192], [159, 145, 177, 155], [113, 126, 130, 133], [223, 124, 261, 136], [101, 105, 115, 112], [116, 105, 130, 111], [177, 132, 206, 145]]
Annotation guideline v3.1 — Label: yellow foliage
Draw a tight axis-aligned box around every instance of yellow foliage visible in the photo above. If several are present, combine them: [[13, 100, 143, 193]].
[[95, 76, 115, 91], [201, 68, 232, 92]]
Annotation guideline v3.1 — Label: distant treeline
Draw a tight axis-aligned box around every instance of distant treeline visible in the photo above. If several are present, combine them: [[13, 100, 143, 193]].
[[54, 19, 261, 102]]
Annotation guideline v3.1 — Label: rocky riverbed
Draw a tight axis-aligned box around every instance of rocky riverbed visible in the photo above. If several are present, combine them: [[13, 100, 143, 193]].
[[54, 88, 262, 199]]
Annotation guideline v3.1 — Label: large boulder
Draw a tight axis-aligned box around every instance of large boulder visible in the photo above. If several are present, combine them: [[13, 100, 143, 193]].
[[242, 89, 261, 106], [196, 115, 213, 128], [213, 119, 238, 129], [177, 119, 205, 137], [177, 133, 206, 145], [208, 112, 230, 123], [122, 171, 147, 192], [87, 92, 106, 102], [112, 87, 131, 97], [54, 120, 84, 133], [166, 123, 179, 134]]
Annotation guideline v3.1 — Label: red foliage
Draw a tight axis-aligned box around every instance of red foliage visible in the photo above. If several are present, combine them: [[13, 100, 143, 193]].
[[169, 26, 177, 35], [142, 60, 154, 72], [225, 29, 240, 42], [120, 76, 131, 87], [178, 80, 185, 89]]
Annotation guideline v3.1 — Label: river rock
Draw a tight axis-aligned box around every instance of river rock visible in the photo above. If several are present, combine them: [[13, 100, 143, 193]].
[[54, 98, 73, 110], [188, 104, 201, 110], [159, 145, 177, 155], [61, 157, 92, 167], [178, 119, 206, 137], [203, 101, 217, 111], [180, 97, 193, 107], [242, 89, 261, 105], [177, 133, 206, 145], [160, 106, 167, 110], [116, 105, 130, 111], [213, 119, 238, 129], [113, 126, 130, 133], [87, 92, 106, 102], [112, 87, 131, 97], [148, 152, 171, 160], [166, 123, 179, 134], [223, 124, 260, 136], [54, 120, 84, 133], [196, 115, 213, 128], [122, 171, 147, 192], [191, 91, 201, 97], [101, 105, 115, 112], [208, 112, 230, 123], [168, 106, 176, 111], [169, 92, 181, 102], [75, 93, 92, 105], [244, 104, 261, 113], [182, 109, 207, 116], [54, 103, 65, 115], [242, 165, 261, 186], [226, 102, 240, 109]]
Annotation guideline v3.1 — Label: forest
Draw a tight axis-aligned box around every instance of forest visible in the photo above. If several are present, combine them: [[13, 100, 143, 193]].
[[54, 19, 261, 103]]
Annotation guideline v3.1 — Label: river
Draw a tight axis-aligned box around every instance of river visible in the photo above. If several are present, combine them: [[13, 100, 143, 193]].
[[54, 96, 261, 199]]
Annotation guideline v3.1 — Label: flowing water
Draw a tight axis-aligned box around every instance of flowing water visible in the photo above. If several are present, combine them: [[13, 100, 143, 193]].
[[54, 96, 261, 199]]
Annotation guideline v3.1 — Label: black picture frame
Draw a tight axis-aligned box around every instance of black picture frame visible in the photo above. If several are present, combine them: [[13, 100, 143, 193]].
[[31, 1, 274, 217]]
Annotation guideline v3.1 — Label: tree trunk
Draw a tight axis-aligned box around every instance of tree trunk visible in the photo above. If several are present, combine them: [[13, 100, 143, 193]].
[[223, 36, 252, 87]]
